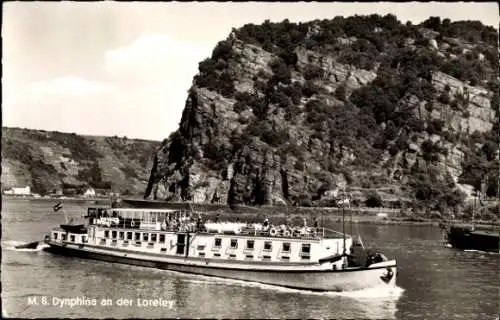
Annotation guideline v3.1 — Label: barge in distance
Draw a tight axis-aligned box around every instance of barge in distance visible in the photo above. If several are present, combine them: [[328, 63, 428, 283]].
[[445, 224, 499, 253], [44, 207, 397, 292]]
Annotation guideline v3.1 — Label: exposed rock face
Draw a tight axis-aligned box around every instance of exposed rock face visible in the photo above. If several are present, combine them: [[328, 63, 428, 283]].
[[145, 16, 498, 210], [2, 127, 160, 196]]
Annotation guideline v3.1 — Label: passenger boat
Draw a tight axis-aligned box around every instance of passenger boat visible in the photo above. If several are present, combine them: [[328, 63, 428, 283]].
[[44, 207, 397, 291]]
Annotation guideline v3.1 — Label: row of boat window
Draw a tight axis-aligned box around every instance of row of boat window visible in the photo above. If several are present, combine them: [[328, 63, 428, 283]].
[[198, 252, 298, 261], [103, 230, 167, 243], [53, 231, 311, 260], [100, 230, 311, 255], [215, 238, 311, 255], [53, 233, 87, 243]]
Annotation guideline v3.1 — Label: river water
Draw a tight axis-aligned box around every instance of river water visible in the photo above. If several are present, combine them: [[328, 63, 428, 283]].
[[1, 198, 498, 319]]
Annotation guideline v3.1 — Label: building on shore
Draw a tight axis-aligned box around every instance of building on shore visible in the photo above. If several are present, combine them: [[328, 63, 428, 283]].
[[83, 187, 96, 198], [3, 186, 31, 196]]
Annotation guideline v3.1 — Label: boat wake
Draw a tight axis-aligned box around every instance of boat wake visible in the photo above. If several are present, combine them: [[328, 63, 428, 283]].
[[2, 240, 49, 252], [181, 272, 404, 299], [464, 249, 499, 255], [335, 285, 405, 300], [182, 274, 402, 318]]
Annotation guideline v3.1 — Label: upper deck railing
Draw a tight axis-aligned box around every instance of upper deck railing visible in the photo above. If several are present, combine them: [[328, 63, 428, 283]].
[[86, 207, 349, 240]]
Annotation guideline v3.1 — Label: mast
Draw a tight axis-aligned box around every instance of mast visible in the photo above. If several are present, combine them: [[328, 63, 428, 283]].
[[64, 206, 69, 224], [472, 191, 476, 231], [342, 190, 347, 258], [185, 230, 190, 258], [321, 208, 324, 231], [349, 193, 353, 237], [496, 172, 499, 233]]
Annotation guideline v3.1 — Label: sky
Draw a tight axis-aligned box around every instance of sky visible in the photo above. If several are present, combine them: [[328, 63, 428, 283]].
[[2, 2, 499, 141]]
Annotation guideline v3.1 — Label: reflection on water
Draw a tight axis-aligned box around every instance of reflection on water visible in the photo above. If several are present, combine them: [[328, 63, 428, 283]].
[[162, 269, 402, 319], [2, 199, 499, 319], [1, 250, 402, 319]]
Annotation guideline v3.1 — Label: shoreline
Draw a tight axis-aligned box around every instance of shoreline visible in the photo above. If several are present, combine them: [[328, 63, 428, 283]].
[[202, 211, 497, 228], [1, 195, 113, 203], [3, 196, 497, 228]]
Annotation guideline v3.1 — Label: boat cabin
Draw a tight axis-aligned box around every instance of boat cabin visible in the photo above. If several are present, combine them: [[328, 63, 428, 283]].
[[49, 207, 354, 265]]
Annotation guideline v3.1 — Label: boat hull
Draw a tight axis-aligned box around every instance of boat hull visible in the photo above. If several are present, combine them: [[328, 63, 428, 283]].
[[44, 242, 396, 292], [447, 227, 499, 253]]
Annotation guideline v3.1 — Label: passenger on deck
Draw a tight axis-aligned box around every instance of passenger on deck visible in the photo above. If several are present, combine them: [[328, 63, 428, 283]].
[[263, 218, 270, 231], [161, 219, 168, 231], [196, 215, 203, 232], [349, 244, 367, 267], [364, 250, 377, 267], [366, 254, 374, 267], [373, 253, 384, 263], [215, 214, 221, 223]]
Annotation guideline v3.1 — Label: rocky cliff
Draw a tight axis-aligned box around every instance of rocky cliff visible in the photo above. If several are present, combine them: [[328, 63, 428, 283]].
[[2, 127, 160, 196], [145, 15, 499, 213]]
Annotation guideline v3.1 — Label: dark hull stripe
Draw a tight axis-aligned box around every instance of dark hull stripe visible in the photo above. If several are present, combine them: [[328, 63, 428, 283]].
[[44, 243, 395, 274], [43, 244, 394, 291]]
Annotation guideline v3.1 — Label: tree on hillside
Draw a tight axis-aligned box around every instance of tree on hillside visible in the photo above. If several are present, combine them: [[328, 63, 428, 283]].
[[365, 191, 383, 207]]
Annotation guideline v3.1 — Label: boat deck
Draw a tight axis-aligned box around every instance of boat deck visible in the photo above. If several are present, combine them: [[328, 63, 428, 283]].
[[471, 230, 500, 237], [88, 223, 347, 240]]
